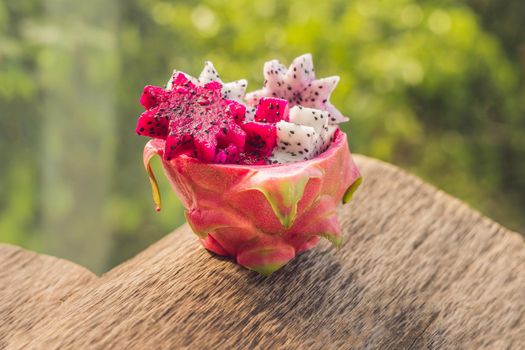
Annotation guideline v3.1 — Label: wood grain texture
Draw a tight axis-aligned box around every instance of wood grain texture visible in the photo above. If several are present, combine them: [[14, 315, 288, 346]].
[[1, 155, 524, 349], [0, 245, 96, 349]]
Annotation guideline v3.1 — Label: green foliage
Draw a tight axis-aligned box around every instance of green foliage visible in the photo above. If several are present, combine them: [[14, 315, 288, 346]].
[[0, 0, 524, 271]]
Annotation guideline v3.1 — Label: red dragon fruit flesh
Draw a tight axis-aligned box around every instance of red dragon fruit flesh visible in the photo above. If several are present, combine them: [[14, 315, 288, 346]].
[[136, 57, 362, 275]]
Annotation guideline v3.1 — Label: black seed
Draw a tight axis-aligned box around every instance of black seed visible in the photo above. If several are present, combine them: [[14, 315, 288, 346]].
[[139, 127, 145, 132], [290, 131, 295, 134]]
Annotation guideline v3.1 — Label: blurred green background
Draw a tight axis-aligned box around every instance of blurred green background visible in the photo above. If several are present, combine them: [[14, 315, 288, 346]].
[[1, 0, 524, 273]]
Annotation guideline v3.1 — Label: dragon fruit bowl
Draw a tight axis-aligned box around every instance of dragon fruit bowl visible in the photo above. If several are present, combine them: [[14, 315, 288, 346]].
[[144, 131, 360, 275], [136, 54, 362, 275]]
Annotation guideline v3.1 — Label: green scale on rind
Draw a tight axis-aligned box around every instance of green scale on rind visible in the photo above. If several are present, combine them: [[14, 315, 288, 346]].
[[251, 262, 288, 276], [343, 176, 362, 204], [248, 176, 310, 229], [144, 144, 162, 212], [321, 231, 343, 247]]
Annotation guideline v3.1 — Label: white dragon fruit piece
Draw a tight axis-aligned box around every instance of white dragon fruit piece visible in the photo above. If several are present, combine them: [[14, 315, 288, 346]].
[[289, 105, 330, 133], [166, 61, 248, 102], [273, 121, 317, 161], [246, 53, 348, 124], [319, 124, 338, 154], [270, 105, 339, 164], [198, 61, 248, 101]]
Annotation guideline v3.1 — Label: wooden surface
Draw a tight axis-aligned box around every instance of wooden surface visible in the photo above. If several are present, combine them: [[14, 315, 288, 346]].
[[1, 155, 524, 349]]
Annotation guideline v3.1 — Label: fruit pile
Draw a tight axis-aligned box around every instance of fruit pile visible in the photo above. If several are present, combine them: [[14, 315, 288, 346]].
[[135, 54, 347, 165], [136, 54, 361, 275]]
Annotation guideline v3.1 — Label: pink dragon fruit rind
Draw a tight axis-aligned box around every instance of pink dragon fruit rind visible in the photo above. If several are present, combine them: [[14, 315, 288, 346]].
[[143, 131, 361, 275]]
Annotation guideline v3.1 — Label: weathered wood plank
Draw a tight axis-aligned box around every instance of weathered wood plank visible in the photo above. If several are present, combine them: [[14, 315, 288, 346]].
[[1, 155, 524, 349], [0, 245, 96, 349]]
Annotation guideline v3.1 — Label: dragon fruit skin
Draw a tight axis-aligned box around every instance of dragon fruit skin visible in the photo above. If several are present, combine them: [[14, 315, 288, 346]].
[[144, 130, 361, 275]]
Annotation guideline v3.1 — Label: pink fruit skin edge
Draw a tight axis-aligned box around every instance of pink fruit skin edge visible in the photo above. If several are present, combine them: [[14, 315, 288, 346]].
[[143, 131, 361, 275]]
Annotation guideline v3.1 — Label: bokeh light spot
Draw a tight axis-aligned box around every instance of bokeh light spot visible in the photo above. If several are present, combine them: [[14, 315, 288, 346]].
[[402, 60, 424, 85], [152, 2, 174, 26], [191, 5, 219, 36], [254, 0, 276, 18], [428, 10, 451, 34]]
